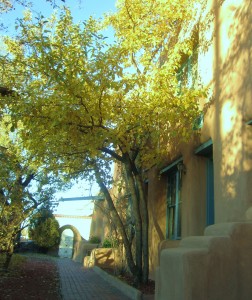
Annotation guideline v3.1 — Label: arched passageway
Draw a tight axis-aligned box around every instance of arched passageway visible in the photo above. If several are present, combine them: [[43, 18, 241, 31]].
[[58, 225, 82, 258]]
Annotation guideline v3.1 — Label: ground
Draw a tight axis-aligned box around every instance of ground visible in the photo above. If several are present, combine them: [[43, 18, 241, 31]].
[[103, 268, 155, 295], [0, 254, 61, 299], [0, 253, 155, 299]]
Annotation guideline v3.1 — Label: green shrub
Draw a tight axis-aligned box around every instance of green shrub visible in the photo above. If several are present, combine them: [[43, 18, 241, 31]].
[[29, 211, 60, 252], [88, 236, 101, 244], [102, 236, 119, 248], [102, 238, 112, 248]]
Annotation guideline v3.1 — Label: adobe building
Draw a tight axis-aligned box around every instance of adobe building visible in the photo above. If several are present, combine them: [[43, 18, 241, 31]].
[[87, 1, 251, 298], [148, 0, 252, 299]]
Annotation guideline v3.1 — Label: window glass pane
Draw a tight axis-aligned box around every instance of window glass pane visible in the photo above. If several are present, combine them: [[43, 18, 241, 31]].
[[166, 169, 182, 240], [177, 49, 198, 91], [168, 207, 174, 238], [168, 173, 176, 206]]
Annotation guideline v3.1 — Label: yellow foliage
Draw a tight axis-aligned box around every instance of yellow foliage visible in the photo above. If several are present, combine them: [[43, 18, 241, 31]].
[[0, 2, 207, 172]]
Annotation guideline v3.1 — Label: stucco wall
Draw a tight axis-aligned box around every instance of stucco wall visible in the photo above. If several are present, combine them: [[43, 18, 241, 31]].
[[156, 222, 252, 300], [85, 248, 122, 270], [181, 145, 208, 237], [147, 167, 167, 279], [147, 142, 210, 279], [210, 0, 252, 222], [148, 0, 252, 284], [89, 200, 109, 241]]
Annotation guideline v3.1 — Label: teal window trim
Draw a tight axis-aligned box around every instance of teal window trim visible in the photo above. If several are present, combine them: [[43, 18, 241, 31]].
[[194, 139, 213, 156], [163, 157, 183, 240], [160, 157, 183, 175], [174, 171, 181, 239], [177, 48, 198, 92], [166, 170, 181, 240], [193, 113, 204, 130]]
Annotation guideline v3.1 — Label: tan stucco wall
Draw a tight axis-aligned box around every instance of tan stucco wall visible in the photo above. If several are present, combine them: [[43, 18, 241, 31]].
[[195, 0, 252, 223], [148, 0, 252, 283], [85, 248, 121, 270], [148, 142, 209, 279], [89, 200, 108, 241], [181, 146, 208, 236], [73, 241, 99, 263], [156, 222, 252, 300], [209, 0, 252, 222]]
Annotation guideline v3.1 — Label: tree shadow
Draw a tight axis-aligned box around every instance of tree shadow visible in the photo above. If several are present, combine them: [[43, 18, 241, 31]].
[[213, 0, 252, 220]]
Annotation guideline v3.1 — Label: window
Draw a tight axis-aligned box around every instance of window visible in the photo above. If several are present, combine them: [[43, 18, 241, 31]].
[[160, 158, 183, 240], [166, 170, 182, 240], [193, 113, 204, 130], [177, 48, 198, 91], [177, 25, 199, 91], [177, 47, 204, 131]]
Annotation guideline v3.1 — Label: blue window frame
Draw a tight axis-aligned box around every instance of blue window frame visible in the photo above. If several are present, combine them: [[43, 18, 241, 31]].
[[161, 158, 183, 240], [166, 169, 182, 240], [177, 49, 198, 91]]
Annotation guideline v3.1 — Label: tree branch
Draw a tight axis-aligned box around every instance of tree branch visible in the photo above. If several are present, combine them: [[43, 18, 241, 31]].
[[100, 147, 124, 162], [22, 173, 35, 187]]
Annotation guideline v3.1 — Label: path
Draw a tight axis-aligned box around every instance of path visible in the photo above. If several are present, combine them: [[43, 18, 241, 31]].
[[56, 258, 132, 300]]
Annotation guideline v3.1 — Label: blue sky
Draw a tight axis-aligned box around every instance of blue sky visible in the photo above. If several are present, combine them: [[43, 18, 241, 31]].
[[1, 0, 117, 199], [1, 0, 117, 36]]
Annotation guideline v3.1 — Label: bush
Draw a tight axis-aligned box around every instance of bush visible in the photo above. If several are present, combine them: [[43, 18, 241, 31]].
[[102, 238, 112, 248], [88, 236, 101, 244], [29, 211, 60, 252], [102, 236, 119, 248]]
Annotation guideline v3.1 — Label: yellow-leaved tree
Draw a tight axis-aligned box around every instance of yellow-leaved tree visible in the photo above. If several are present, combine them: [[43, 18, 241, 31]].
[[0, 114, 65, 270], [0, 0, 207, 283]]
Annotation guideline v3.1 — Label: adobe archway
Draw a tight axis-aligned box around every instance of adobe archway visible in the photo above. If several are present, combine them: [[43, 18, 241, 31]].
[[58, 225, 82, 258]]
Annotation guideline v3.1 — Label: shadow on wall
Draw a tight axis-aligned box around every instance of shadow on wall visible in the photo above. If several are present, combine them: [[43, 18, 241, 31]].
[[92, 248, 114, 268], [214, 0, 252, 221], [72, 241, 99, 263], [84, 248, 122, 271]]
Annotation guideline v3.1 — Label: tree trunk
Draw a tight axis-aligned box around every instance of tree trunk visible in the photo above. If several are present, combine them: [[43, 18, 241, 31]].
[[124, 159, 143, 284], [94, 167, 138, 279], [3, 241, 14, 271], [136, 173, 149, 284]]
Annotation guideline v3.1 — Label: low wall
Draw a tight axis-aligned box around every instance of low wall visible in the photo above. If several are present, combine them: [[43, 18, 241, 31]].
[[155, 222, 252, 300], [72, 241, 99, 263], [84, 248, 121, 270]]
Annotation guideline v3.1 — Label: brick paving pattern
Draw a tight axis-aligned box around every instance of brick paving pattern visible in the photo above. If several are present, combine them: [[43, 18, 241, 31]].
[[56, 258, 132, 300]]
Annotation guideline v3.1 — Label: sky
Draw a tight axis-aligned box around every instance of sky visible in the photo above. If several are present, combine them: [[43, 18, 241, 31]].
[[53, 179, 98, 199], [1, 0, 117, 36], [1, 0, 117, 199]]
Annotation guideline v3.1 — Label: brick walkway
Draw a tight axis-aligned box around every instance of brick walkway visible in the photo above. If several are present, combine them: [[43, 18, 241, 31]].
[[56, 258, 132, 300]]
